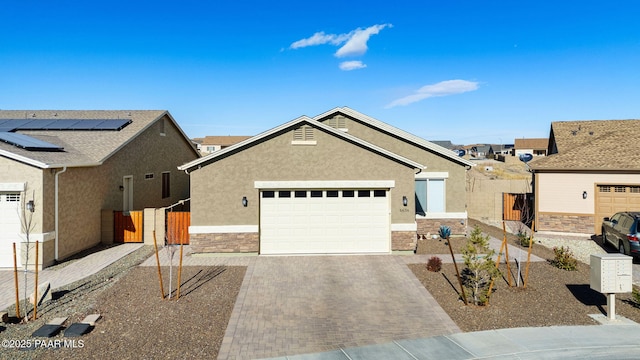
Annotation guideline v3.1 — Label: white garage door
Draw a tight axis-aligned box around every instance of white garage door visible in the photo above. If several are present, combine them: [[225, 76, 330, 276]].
[[260, 189, 390, 254], [0, 192, 22, 267]]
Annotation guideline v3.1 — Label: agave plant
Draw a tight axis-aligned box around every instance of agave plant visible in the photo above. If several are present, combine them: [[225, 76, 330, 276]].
[[438, 225, 451, 239]]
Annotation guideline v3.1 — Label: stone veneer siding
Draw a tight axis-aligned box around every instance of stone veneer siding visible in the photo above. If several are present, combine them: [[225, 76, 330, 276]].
[[190, 233, 259, 253], [417, 218, 466, 237], [392, 231, 417, 251], [537, 213, 594, 234]]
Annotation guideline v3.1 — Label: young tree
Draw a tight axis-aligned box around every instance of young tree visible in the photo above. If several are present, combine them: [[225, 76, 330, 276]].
[[462, 226, 501, 305], [18, 190, 36, 321]]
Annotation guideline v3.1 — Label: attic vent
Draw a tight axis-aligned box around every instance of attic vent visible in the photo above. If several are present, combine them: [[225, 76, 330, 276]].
[[293, 125, 314, 141], [326, 115, 347, 130], [292, 125, 316, 145]]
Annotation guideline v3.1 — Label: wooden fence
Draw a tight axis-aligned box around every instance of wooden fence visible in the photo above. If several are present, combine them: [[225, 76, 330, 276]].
[[114, 211, 143, 243], [167, 211, 190, 245]]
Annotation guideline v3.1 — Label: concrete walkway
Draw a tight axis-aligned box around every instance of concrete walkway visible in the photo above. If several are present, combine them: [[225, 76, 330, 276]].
[[262, 323, 640, 360], [0, 243, 142, 312]]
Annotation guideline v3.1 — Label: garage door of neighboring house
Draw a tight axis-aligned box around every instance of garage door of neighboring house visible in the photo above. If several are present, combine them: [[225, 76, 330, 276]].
[[595, 185, 640, 234], [0, 192, 22, 267], [259, 189, 390, 254]]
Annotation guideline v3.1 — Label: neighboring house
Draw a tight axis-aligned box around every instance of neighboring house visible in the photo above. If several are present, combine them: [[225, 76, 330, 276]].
[[0, 110, 199, 269], [513, 138, 548, 156], [194, 135, 252, 155], [430, 140, 455, 150], [489, 144, 514, 156], [468, 144, 490, 159], [529, 120, 640, 235], [179, 107, 474, 255]]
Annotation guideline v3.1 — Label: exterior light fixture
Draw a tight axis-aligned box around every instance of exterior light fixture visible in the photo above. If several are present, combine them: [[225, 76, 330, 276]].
[[242, 196, 248, 207], [402, 196, 408, 207], [119, 185, 124, 191], [582, 191, 587, 199], [26, 200, 35, 213]]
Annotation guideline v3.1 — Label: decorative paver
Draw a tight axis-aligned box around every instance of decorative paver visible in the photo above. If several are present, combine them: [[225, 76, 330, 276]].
[[217, 255, 461, 360]]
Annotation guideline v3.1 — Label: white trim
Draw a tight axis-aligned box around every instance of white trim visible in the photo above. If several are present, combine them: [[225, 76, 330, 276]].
[[0, 182, 26, 192], [291, 140, 317, 146], [391, 223, 418, 231], [255, 180, 395, 189], [416, 212, 467, 219], [189, 225, 259, 234], [415, 172, 449, 179]]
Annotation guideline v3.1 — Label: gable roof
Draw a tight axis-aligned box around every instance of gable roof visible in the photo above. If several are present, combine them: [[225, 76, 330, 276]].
[[178, 115, 426, 172], [529, 119, 640, 171], [0, 110, 197, 169], [514, 138, 548, 150], [314, 107, 475, 167]]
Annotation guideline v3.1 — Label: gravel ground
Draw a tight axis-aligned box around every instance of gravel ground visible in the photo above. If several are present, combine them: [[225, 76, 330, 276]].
[[0, 246, 246, 359], [411, 219, 640, 332]]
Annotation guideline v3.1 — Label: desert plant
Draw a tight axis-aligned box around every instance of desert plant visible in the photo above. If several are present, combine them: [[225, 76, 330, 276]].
[[462, 226, 501, 305], [426, 256, 442, 272], [631, 288, 640, 307], [517, 232, 531, 247], [550, 246, 578, 271]]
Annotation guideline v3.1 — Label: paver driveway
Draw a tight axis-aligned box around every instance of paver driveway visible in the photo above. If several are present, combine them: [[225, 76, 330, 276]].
[[217, 255, 461, 360]]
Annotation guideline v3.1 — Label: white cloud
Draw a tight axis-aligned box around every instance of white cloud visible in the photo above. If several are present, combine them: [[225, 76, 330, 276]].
[[385, 80, 479, 108], [290, 24, 391, 59], [339, 61, 367, 71], [334, 24, 391, 58]]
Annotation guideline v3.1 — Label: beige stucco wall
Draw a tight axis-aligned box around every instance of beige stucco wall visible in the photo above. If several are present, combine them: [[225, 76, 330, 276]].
[[189, 126, 417, 227], [467, 178, 531, 221], [318, 115, 469, 213], [536, 172, 640, 214]]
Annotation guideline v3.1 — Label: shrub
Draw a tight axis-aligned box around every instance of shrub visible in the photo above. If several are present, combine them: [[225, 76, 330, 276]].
[[426, 256, 442, 272], [632, 288, 640, 307], [550, 246, 578, 271], [517, 232, 531, 247], [462, 226, 501, 306]]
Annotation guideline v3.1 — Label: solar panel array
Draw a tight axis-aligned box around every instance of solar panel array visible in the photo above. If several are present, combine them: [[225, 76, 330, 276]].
[[0, 132, 64, 151], [0, 118, 131, 132], [0, 118, 131, 152]]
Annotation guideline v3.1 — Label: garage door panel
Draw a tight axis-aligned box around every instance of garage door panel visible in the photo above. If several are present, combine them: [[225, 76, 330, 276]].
[[595, 185, 640, 234], [0, 192, 22, 267], [260, 189, 390, 254]]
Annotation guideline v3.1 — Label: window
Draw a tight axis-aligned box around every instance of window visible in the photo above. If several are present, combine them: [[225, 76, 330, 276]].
[[145, 173, 154, 180], [358, 190, 370, 197], [415, 179, 445, 215], [373, 190, 386, 197], [342, 190, 355, 197], [599, 186, 611, 193], [262, 191, 275, 198], [294, 191, 307, 198], [5, 194, 20, 202], [615, 186, 626, 193], [631, 186, 640, 193], [327, 190, 339, 198], [278, 191, 291, 198], [162, 172, 170, 198], [310, 190, 323, 198]]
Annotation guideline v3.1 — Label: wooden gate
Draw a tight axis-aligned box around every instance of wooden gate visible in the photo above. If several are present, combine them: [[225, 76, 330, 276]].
[[167, 211, 190, 245], [114, 211, 143, 243], [503, 193, 528, 221]]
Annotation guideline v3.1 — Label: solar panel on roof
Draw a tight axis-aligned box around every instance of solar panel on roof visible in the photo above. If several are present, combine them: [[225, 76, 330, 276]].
[[40, 119, 81, 129], [0, 118, 132, 131], [0, 132, 64, 151], [91, 119, 131, 130]]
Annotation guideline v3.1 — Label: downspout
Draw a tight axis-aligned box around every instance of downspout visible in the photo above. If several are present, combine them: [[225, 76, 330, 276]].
[[54, 166, 67, 262]]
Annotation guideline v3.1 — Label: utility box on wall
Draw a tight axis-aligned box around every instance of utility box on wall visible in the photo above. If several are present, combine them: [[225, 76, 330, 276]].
[[590, 253, 632, 294]]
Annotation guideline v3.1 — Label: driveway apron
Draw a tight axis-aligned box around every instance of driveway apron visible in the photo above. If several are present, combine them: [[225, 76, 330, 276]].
[[218, 255, 461, 360]]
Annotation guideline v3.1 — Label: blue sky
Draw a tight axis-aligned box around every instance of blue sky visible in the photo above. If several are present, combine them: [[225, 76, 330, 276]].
[[2, 1, 639, 144]]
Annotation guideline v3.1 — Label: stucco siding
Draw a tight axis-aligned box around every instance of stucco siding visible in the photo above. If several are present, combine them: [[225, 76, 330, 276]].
[[537, 172, 640, 214], [319, 115, 468, 213], [189, 126, 417, 227]]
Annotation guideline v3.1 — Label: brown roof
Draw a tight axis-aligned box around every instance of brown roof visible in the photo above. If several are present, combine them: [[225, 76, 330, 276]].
[[529, 119, 640, 171], [0, 110, 196, 168], [201, 135, 252, 146], [514, 138, 548, 150]]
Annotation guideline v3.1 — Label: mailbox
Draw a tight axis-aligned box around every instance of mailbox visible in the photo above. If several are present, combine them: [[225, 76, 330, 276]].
[[590, 253, 632, 294]]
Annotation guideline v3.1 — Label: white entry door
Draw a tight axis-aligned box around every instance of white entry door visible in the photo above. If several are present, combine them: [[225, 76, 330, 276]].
[[0, 192, 22, 267], [260, 189, 390, 254]]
